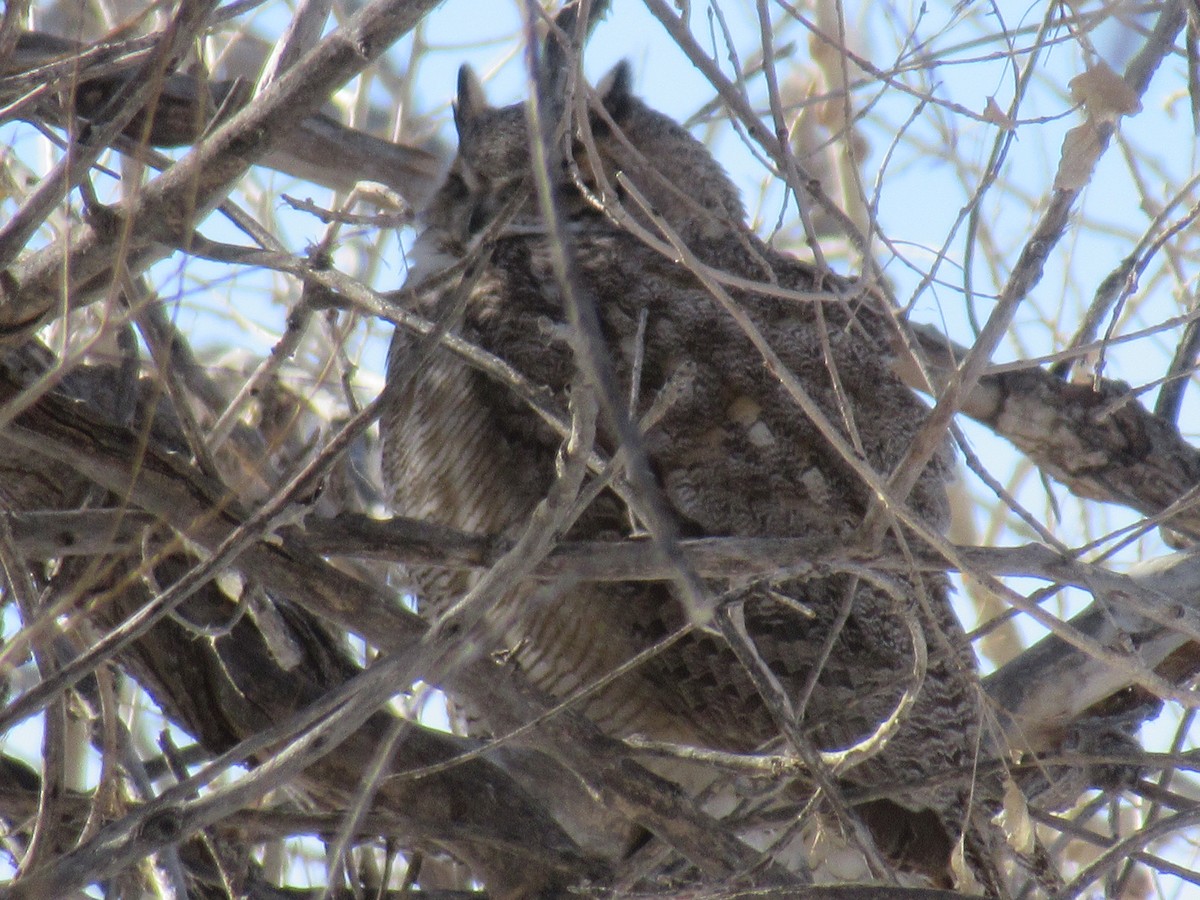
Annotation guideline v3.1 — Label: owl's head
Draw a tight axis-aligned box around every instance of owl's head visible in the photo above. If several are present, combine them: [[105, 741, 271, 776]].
[[422, 61, 747, 246]]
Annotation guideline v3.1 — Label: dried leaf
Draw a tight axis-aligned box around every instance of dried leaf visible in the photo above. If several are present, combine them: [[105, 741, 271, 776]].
[[216, 568, 245, 601], [951, 839, 985, 894], [997, 775, 1036, 855], [1069, 61, 1143, 121], [1054, 120, 1106, 191], [983, 96, 1015, 130]]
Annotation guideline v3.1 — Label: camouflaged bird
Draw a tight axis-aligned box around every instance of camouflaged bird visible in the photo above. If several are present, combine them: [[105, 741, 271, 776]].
[[381, 61, 1002, 891]]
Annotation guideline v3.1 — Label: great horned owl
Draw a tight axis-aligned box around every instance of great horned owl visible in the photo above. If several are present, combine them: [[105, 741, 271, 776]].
[[382, 60, 1000, 890]]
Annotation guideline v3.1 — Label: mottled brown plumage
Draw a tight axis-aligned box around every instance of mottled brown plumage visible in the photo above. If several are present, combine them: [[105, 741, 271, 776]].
[[382, 61, 1000, 890]]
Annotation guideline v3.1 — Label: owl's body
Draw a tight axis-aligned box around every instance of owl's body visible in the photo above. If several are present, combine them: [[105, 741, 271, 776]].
[[383, 63, 997, 889]]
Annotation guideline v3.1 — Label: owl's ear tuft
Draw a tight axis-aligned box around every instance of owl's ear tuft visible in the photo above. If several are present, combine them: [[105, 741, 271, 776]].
[[597, 61, 634, 122], [453, 65, 491, 137]]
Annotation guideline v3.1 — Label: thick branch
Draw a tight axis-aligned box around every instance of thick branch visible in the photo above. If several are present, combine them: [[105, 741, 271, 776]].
[[0, 0, 441, 336], [1, 31, 441, 202], [905, 325, 1200, 537]]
